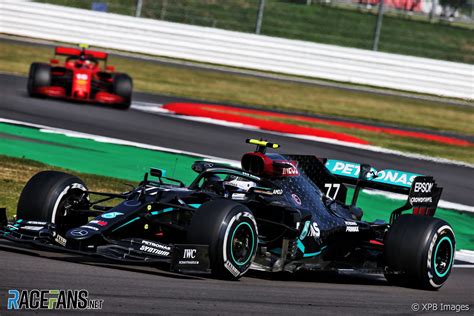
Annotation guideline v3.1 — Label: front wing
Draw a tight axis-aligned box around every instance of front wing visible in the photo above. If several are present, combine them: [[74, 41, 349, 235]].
[[0, 218, 210, 274]]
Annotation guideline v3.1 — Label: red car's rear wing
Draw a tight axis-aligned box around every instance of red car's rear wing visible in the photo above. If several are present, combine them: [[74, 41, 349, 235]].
[[55, 46, 108, 60]]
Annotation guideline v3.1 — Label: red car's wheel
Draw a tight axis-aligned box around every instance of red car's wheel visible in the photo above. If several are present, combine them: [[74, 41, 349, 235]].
[[113, 73, 132, 110], [27, 63, 51, 97]]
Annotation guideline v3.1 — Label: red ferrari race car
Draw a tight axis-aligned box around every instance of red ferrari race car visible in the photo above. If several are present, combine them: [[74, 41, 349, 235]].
[[27, 45, 132, 109]]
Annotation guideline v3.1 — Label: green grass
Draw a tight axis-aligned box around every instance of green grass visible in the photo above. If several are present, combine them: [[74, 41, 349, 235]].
[[0, 156, 134, 219], [0, 122, 202, 185], [36, 0, 474, 63], [1, 40, 473, 137]]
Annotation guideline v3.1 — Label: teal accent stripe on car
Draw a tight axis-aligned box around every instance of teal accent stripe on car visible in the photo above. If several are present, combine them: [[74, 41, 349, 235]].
[[269, 248, 282, 255], [188, 204, 201, 208], [296, 239, 305, 253], [303, 246, 327, 258], [297, 240, 327, 258], [150, 207, 174, 216], [434, 236, 454, 278], [112, 217, 140, 232]]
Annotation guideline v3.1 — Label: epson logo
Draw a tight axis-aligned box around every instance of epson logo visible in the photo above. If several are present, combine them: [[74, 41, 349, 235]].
[[183, 249, 197, 259], [414, 182, 434, 193]]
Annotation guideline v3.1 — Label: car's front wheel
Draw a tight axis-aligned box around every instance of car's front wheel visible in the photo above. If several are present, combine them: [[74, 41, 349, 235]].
[[112, 73, 132, 110], [27, 62, 51, 97], [17, 171, 89, 233], [187, 200, 258, 280]]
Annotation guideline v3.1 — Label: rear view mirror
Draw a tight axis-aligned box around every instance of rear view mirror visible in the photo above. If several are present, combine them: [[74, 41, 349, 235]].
[[150, 168, 166, 178], [106, 65, 115, 72], [50, 59, 59, 64]]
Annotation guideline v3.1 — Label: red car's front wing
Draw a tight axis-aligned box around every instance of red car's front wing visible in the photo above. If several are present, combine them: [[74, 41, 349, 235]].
[[36, 86, 126, 105]]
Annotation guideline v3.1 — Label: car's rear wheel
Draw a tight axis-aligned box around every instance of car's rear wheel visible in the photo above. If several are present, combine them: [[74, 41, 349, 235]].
[[384, 214, 455, 290], [112, 73, 132, 110], [17, 171, 89, 233], [27, 62, 51, 97], [187, 200, 258, 280]]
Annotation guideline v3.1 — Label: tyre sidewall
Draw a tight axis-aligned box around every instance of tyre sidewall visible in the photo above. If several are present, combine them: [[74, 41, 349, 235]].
[[47, 180, 88, 226], [27, 63, 51, 96], [187, 200, 258, 279], [422, 224, 455, 289], [17, 171, 88, 228], [113, 73, 132, 108], [217, 208, 258, 279], [384, 215, 455, 290]]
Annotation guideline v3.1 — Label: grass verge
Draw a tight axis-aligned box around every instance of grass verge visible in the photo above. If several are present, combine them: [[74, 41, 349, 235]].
[[1, 40, 473, 139], [0, 156, 135, 219]]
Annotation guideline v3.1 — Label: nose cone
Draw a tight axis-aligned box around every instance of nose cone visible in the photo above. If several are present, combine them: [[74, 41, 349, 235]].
[[67, 228, 91, 240], [65, 226, 104, 250], [76, 90, 86, 98]]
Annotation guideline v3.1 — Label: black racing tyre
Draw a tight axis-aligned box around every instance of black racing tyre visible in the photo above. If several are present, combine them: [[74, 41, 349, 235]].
[[27, 62, 51, 97], [187, 200, 258, 280], [112, 73, 132, 109], [17, 171, 89, 233], [384, 214, 455, 290]]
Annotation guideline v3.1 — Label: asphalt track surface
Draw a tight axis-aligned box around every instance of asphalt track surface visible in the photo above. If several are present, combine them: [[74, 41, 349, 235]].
[[0, 74, 473, 315], [0, 74, 473, 206], [0, 245, 473, 315]]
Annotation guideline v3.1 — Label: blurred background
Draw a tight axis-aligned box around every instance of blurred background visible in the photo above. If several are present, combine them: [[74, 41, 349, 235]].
[[36, 0, 474, 63]]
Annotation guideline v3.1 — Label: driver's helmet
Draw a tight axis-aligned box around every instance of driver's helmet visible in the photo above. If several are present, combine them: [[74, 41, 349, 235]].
[[75, 55, 86, 67], [223, 176, 256, 193], [201, 175, 224, 194]]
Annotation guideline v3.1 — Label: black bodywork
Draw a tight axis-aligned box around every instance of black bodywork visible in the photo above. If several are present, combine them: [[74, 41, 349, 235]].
[[0, 143, 443, 276]]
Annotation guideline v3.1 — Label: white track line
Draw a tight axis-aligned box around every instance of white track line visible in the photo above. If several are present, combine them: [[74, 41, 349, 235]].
[[0, 117, 239, 167], [1, 116, 473, 213], [130, 101, 474, 169], [456, 250, 474, 263]]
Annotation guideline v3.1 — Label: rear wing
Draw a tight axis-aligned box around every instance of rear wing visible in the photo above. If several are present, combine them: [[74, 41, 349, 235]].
[[55, 46, 108, 60], [325, 159, 417, 194], [288, 156, 442, 223], [325, 159, 443, 223]]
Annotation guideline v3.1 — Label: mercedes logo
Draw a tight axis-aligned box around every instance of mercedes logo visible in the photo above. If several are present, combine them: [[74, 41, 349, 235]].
[[70, 229, 88, 237]]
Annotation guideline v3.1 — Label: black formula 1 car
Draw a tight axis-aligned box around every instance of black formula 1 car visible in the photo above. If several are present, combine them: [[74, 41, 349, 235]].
[[0, 139, 455, 290]]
